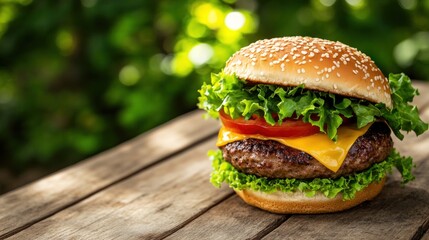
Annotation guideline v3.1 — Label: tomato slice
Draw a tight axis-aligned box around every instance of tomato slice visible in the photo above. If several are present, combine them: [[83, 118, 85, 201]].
[[219, 111, 320, 138]]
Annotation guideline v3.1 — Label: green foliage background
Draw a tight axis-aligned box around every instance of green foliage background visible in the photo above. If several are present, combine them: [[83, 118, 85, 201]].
[[0, 0, 428, 174]]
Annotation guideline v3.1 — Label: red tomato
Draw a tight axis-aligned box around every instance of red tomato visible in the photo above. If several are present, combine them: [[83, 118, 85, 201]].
[[219, 111, 320, 138]]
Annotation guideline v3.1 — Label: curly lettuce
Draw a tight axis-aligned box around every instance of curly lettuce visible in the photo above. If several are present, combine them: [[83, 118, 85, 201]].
[[198, 72, 428, 141], [209, 149, 414, 200]]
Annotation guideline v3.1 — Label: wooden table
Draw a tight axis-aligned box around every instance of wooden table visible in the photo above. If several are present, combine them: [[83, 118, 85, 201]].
[[1, 82, 428, 240]]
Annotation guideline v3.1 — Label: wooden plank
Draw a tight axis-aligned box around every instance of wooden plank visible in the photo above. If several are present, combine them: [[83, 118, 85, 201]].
[[7, 138, 235, 240], [164, 195, 288, 240], [263, 187, 428, 240], [0, 110, 219, 238], [422, 230, 429, 240]]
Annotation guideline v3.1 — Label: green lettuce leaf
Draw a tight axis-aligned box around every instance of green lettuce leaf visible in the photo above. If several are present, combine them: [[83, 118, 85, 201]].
[[197, 72, 428, 141], [378, 73, 428, 140], [209, 149, 415, 200]]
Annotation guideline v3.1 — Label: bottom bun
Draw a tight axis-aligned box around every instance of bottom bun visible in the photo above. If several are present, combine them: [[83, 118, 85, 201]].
[[235, 178, 386, 214]]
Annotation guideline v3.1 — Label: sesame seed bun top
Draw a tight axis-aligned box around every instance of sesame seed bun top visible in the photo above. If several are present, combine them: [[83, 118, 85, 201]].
[[224, 36, 392, 108]]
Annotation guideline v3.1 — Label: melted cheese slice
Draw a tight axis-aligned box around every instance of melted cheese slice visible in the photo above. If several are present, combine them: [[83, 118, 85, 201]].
[[216, 123, 372, 172]]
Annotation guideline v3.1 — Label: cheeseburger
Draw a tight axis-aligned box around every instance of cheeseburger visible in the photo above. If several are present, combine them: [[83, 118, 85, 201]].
[[198, 36, 428, 214]]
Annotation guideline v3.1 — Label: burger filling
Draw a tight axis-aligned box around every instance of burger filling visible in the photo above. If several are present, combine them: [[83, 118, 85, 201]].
[[220, 122, 392, 179], [209, 149, 411, 200]]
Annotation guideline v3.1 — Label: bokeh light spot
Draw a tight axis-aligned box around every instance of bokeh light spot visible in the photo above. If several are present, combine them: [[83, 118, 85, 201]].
[[188, 43, 214, 66], [172, 53, 193, 76], [81, 0, 97, 8], [346, 0, 365, 8], [193, 3, 224, 29], [398, 0, 417, 10], [186, 19, 207, 38], [320, 0, 336, 7], [225, 11, 246, 30], [119, 65, 141, 86], [56, 30, 76, 56], [394, 38, 418, 67]]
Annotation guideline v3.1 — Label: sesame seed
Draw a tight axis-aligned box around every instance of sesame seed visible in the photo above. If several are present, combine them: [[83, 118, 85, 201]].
[[280, 54, 288, 61], [333, 61, 340, 68]]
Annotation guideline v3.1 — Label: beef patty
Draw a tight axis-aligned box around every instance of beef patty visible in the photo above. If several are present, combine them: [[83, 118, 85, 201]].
[[220, 122, 393, 179]]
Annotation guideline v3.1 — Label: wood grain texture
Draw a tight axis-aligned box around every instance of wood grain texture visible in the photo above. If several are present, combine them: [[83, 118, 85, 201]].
[[422, 230, 429, 240], [8, 139, 234, 240], [164, 195, 289, 240], [262, 183, 429, 240], [0, 110, 219, 238]]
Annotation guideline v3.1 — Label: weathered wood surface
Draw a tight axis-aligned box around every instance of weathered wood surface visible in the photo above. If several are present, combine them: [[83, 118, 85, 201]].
[[0, 82, 428, 240], [0, 111, 219, 238], [7, 139, 234, 240]]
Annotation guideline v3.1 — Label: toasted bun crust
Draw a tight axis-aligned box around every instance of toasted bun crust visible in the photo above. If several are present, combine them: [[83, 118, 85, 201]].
[[235, 178, 385, 214], [224, 36, 392, 108]]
